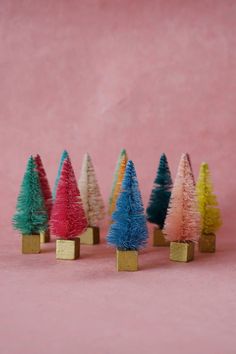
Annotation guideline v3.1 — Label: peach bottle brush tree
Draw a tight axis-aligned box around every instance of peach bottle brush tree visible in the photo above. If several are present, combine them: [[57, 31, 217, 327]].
[[163, 153, 200, 262], [78, 153, 105, 244], [108, 149, 128, 216], [146, 153, 172, 246], [51, 157, 88, 260], [196, 162, 222, 252], [107, 160, 148, 271], [52, 150, 69, 200], [12, 156, 48, 254], [35, 154, 53, 243]]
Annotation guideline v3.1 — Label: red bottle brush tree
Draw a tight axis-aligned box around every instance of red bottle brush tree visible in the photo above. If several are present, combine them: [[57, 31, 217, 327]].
[[51, 157, 88, 239], [34, 154, 53, 218]]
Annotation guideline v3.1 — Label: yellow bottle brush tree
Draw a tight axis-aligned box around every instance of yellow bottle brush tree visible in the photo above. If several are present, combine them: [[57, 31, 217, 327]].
[[196, 162, 222, 252], [108, 152, 128, 216]]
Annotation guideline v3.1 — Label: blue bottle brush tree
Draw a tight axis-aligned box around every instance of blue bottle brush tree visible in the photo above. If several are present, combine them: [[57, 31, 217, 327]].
[[146, 153, 172, 229], [107, 160, 148, 251]]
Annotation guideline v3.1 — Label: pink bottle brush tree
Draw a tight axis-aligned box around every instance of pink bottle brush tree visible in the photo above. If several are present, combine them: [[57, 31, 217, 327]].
[[164, 153, 200, 243], [51, 157, 88, 240]]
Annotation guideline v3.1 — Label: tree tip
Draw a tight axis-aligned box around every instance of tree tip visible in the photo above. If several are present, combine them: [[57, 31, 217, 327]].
[[201, 162, 209, 169], [160, 152, 167, 159], [84, 152, 91, 159], [62, 149, 69, 156], [120, 148, 127, 155]]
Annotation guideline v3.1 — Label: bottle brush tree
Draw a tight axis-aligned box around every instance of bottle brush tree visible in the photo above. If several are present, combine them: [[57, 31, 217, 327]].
[[52, 150, 69, 200], [196, 162, 221, 252], [146, 153, 172, 229], [34, 154, 53, 219], [108, 153, 128, 216], [164, 153, 200, 243], [51, 157, 88, 240], [108, 149, 128, 214], [12, 156, 48, 235], [107, 160, 148, 251], [78, 153, 105, 227], [163, 153, 200, 262]]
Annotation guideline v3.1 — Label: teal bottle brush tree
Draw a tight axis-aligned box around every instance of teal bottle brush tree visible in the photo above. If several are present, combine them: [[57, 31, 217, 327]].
[[52, 150, 69, 200], [107, 160, 148, 271], [12, 156, 48, 254], [146, 153, 172, 247]]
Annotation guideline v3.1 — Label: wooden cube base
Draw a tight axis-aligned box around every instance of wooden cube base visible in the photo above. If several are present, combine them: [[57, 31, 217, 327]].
[[22, 234, 40, 254], [199, 233, 216, 253], [56, 238, 80, 260], [153, 228, 170, 247], [170, 241, 194, 262], [116, 250, 138, 271], [79, 227, 100, 245], [40, 230, 50, 243]]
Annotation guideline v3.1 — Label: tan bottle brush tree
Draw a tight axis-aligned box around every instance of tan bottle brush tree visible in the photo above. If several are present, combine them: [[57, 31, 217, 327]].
[[78, 153, 105, 244]]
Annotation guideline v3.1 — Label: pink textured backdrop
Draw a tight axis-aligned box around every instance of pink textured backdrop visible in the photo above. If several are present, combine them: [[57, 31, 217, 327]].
[[0, 1, 236, 354]]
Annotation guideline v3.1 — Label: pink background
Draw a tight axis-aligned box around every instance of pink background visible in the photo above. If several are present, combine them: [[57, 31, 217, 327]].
[[0, 1, 236, 353]]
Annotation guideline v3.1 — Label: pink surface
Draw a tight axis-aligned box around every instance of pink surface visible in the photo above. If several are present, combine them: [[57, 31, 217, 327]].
[[0, 1, 236, 353], [1, 228, 236, 354]]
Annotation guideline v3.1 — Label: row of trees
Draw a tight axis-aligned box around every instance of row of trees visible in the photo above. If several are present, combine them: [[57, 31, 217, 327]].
[[12, 149, 221, 252], [13, 152, 105, 240], [107, 151, 221, 251]]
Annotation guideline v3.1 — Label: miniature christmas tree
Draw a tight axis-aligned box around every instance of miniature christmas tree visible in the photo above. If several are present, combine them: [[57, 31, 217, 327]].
[[108, 153, 128, 216], [51, 157, 87, 259], [78, 153, 105, 244], [52, 150, 69, 200], [12, 156, 48, 253], [79, 153, 105, 226], [196, 162, 222, 252], [146, 154, 172, 246], [34, 154, 53, 242], [108, 149, 128, 214], [107, 160, 148, 271], [51, 157, 87, 239], [163, 153, 200, 262], [35, 154, 53, 218]]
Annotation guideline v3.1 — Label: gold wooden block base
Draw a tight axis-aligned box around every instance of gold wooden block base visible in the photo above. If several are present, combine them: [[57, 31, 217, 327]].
[[153, 228, 170, 247], [56, 238, 80, 260], [22, 234, 40, 254], [170, 241, 194, 262], [79, 227, 100, 245], [40, 230, 50, 243], [199, 233, 216, 253], [116, 250, 138, 271]]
